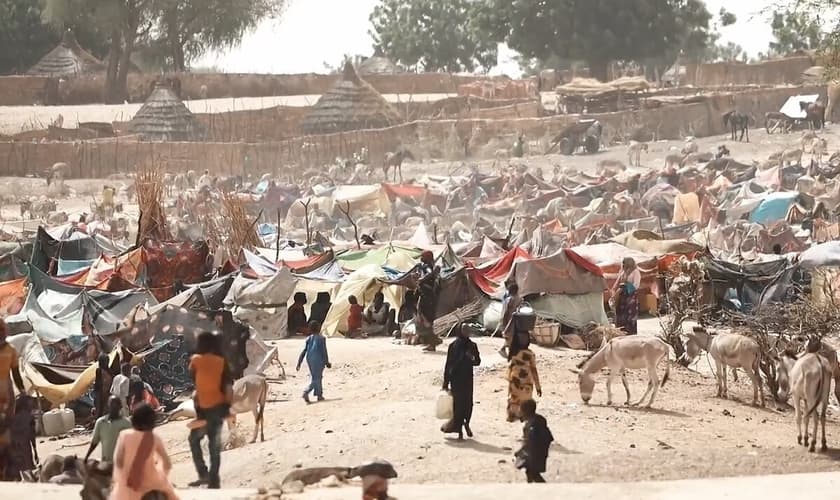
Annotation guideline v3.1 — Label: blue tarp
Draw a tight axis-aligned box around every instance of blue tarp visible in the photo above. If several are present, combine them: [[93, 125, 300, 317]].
[[750, 192, 798, 225]]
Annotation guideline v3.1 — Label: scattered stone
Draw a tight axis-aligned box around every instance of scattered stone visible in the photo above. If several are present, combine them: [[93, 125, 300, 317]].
[[630, 444, 636, 448], [498, 459, 507, 464], [417, 456, 424, 460], [657, 440, 674, 450], [722, 409, 733, 417], [281, 480, 305, 494], [325, 429, 334, 434], [761, 419, 767, 424]]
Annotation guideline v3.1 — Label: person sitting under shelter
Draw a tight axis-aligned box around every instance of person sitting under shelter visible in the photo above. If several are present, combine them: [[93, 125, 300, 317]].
[[309, 292, 332, 326], [346, 295, 365, 338], [363, 292, 396, 336], [288, 292, 308, 336]]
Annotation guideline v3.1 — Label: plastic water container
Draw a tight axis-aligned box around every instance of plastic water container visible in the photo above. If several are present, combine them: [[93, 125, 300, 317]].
[[59, 408, 75, 432], [42, 409, 65, 436]]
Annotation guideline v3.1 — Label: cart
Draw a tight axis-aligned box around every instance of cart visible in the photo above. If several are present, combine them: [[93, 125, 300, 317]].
[[547, 119, 602, 155]]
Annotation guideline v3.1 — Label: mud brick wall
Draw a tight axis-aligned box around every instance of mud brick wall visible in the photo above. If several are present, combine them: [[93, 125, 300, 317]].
[[684, 56, 813, 87]]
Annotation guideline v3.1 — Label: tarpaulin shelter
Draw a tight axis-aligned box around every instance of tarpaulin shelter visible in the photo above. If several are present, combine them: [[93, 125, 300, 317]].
[[332, 184, 391, 216], [141, 239, 212, 300], [509, 249, 605, 297], [322, 264, 405, 336], [114, 305, 250, 402], [750, 192, 800, 226], [703, 257, 795, 311], [337, 245, 422, 273], [224, 267, 297, 340], [611, 230, 703, 256], [467, 247, 532, 295], [30, 226, 102, 274], [780, 94, 820, 119], [570, 243, 659, 291]]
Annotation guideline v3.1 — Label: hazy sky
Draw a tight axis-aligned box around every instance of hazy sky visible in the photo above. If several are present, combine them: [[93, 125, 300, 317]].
[[196, 0, 774, 75]]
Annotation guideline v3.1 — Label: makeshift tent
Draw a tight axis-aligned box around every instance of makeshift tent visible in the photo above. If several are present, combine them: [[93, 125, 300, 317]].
[[128, 82, 205, 141], [300, 61, 403, 134], [337, 245, 421, 273], [611, 230, 703, 256], [27, 30, 104, 78], [30, 226, 102, 274], [750, 192, 799, 226], [780, 94, 820, 119], [332, 184, 391, 216], [570, 243, 659, 291], [141, 239, 212, 300], [322, 264, 404, 336], [509, 249, 605, 297], [467, 247, 532, 295], [703, 257, 794, 311], [224, 268, 297, 340]]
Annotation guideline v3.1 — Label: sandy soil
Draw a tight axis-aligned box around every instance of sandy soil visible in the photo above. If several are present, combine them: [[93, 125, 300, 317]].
[[20, 126, 840, 488], [35, 319, 840, 489], [0, 93, 456, 135]]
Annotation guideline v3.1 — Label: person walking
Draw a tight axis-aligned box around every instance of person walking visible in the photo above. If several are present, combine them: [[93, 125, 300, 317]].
[[85, 396, 131, 464], [187, 332, 232, 489], [297, 320, 331, 404], [110, 363, 132, 416], [93, 354, 113, 420], [111, 403, 179, 500], [441, 322, 481, 440], [495, 282, 522, 358], [515, 399, 553, 483], [612, 257, 641, 335], [506, 331, 541, 422]]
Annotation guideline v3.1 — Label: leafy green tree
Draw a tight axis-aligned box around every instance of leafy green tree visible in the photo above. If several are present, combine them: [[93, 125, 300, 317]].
[[475, 0, 713, 81], [369, 0, 498, 73], [769, 10, 824, 56]]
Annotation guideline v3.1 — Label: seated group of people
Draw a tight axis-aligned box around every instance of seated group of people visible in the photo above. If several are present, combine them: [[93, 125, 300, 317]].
[[287, 291, 398, 338]]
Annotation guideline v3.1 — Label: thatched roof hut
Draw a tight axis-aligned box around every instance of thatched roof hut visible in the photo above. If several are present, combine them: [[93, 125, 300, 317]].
[[128, 82, 204, 142], [28, 30, 104, 78], [358, 53, 401, 76], [301, 61, 403, 135]]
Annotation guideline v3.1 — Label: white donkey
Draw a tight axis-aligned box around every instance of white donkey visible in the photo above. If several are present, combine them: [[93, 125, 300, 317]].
[[682, 327, 764, 407], [577, 336, 670, 408], [779, 351, 832, 452]]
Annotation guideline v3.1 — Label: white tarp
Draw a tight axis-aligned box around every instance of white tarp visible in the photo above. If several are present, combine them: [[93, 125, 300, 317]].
[[799, 241, 840, 269], [224, 267, 297, 339], [780, 94, 820, 119]]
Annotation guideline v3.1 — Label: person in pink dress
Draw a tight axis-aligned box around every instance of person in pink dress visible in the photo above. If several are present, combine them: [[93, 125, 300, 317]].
[[110, 403, 179, 500]]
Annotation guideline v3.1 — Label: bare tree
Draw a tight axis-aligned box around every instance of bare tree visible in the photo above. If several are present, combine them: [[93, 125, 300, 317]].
[[337, 201, 361, 250]]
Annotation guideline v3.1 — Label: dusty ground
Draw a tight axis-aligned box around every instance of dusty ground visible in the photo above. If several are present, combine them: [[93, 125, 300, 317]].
[[35, 319, 840, 488], [16, 126, 840, 488]]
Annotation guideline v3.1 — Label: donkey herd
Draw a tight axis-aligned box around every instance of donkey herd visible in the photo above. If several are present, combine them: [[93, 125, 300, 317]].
[[574, 328, 839, 453]]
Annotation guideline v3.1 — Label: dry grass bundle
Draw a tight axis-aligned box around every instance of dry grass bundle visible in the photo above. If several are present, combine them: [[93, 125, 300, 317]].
[[221, 192, 260, 259], [135, 163, 171, 243], [436, 300, 485, 337]]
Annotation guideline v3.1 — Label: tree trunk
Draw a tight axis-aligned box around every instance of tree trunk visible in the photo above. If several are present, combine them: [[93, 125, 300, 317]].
[[103, 30, 122, 104], [115, 33, 136, 103], [165, 8, 185, 71], [589, 59, 609, 82]]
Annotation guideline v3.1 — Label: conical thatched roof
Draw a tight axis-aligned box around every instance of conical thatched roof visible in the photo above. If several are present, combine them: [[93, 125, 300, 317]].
[[358, 53, 401, 76], [301, 61, 403, 135], [28, 30, 105, 78], [128, 82, 204, 142]]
